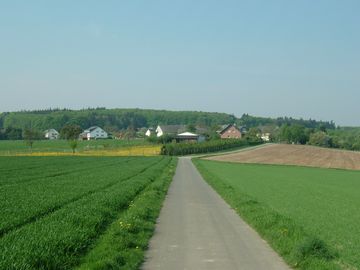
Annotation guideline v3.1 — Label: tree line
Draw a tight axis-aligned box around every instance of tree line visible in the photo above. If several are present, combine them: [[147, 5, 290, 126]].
[[238, 114, 336, 130], [0, 108, 336, 138], [264, 124, 360, 151], [0, 108, 236, 133]]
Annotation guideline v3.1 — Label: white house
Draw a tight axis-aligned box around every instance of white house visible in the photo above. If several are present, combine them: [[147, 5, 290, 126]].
[[80, 126, 108, 140], [44, 129, 59, 140], [145, 128, 154, 137]]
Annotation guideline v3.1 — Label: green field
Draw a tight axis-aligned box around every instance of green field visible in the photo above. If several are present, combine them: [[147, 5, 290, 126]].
[[194, 159, 360, 270], [0, 139, 151, 154], [0, 156, 176, 269]]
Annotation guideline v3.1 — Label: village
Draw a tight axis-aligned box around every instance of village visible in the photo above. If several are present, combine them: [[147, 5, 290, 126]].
[[44, 124, 271, 142]]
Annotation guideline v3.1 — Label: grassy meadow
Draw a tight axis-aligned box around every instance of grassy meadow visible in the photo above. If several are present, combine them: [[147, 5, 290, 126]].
[[194, 159, 360, 270], [0, 156, 177, 269]]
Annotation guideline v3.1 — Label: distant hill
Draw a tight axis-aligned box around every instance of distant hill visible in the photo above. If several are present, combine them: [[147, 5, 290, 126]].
[[0, 108, 336, 132], [0, 108, 236, 132], [237, 114, 336, 130]]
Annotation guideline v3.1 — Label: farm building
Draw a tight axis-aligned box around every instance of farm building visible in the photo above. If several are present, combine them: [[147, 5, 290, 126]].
[[80, 126, 108, 140], [155, 125, 209, 137], [155, 125, 187, 137], [218, 124, 245, 139], [175, 132, 206, 143], [44, 129, 59, 140]]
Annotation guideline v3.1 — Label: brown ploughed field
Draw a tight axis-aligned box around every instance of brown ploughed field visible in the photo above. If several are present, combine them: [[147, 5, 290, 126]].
[[206, 144, 360, 170]]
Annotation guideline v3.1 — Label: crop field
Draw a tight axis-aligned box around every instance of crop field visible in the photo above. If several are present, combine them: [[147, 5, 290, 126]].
[[206, 143, 360, 170], [0, 139, 154, 155], [0, 156, 177, 270], [14, 145, 162, 157], [194, 159, 360, 270]]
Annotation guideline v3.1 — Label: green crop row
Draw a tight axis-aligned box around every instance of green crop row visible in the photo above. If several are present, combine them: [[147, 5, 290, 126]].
[[76, 158, 178, 270], [161, 139, 262, 156], [0, 157, 159, 236], [0, 156, 174, 270], [0, 157, 120, 186]]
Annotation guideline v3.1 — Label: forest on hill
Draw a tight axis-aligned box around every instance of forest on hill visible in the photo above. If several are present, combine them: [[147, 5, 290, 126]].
[[0, 108, 235, 132], [0, 108, 335, 132]]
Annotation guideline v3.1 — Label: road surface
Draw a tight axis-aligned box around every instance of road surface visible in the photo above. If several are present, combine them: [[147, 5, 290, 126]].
[[142, 157, 291, 270]]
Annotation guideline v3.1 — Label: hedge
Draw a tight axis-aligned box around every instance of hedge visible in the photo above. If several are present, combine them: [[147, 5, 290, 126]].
[[161, 139, 262, 156]]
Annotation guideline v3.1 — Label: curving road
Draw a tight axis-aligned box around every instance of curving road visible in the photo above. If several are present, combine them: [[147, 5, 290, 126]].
[[142, 157, 291, 270]]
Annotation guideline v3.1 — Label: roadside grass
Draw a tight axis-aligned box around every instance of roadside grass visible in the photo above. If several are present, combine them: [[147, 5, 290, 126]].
[[0, 156, 175, 269], [193, 159, 360, 270], [76, 158, 177, 270]]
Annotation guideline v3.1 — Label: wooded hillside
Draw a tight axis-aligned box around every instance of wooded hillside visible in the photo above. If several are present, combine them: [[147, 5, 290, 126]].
[[0, 108, 236, 131], [0, 108, 336, 133]]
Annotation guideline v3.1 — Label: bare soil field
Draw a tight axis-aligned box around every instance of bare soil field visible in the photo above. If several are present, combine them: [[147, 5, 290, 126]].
[[206, 144, 360, 170]]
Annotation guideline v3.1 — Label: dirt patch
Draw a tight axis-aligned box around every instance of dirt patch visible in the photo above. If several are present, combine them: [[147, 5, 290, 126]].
[[205, 144, 360, 170]]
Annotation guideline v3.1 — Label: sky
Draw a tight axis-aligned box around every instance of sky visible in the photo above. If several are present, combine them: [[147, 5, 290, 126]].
[[0, 1, 359, 126]]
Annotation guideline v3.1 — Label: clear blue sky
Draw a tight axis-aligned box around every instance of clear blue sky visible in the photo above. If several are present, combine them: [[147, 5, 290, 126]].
[[0, 1, 359, 126]]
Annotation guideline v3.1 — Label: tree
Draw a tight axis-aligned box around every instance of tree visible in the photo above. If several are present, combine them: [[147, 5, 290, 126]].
[[69, 140, 78, 154], [204, 131, 220, 141], [290, 124, 308, 144], [4, 127, 23, 140], [60, 125, 82, 140], [245, 128, 262, 143], [124, 126, 136, 141], [159, 134, 175, 144], [319, 125, 327, 133], [309, 131, 332, 147], [186, 124, 196, 133], [279, 124, 292, 143], [60, 124, 82, 154], [352, 141, 360, 151], [279, 124, 308, 144], [23, 128, 41, 152]]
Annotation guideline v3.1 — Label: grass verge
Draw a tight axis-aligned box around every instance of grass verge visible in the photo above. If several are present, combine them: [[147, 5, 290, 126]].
[[193, 159, 342, 270], [76, 158, 178, 270]]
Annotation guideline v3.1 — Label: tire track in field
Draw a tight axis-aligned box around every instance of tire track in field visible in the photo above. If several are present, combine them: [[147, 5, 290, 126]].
[[0, 157, 165, 238]]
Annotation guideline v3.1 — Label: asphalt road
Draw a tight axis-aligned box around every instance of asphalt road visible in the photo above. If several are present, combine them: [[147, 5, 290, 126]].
[[142, 157, 291, 270]]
